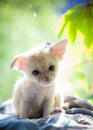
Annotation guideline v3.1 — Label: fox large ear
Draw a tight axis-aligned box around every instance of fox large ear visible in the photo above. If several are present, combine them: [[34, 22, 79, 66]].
[[50, 39, 68, 59], [10, 55, 27, 71]]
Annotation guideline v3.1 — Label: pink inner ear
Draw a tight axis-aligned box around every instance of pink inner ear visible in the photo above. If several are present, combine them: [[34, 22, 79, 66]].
[[16, 58, 27, 69], [11, 56, 27, 70], [50, 39, 68, 59], [52, 46, 63, 58], [50, 44, 67, 59]]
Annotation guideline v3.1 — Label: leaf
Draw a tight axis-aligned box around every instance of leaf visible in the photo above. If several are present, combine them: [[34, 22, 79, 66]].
[[67, 19, 77, 43], [58, 4, 83, 38], [58, 15, 68, 37], [78, 5, 93, 48], [58, 3, 93, 48]]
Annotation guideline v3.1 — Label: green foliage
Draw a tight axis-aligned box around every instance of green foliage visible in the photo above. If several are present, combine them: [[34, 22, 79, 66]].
[[58, 3, 93, 48], [58, 1, 93, 103], [70, 63, 93, 103]]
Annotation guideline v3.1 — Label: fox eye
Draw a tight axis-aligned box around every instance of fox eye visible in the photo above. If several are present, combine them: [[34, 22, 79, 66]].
[[49, 65, 55, 71], [32, 70, 40, 76]]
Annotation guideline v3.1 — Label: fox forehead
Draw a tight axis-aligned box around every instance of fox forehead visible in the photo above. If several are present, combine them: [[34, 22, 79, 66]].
[[27, 50, 57, 71]]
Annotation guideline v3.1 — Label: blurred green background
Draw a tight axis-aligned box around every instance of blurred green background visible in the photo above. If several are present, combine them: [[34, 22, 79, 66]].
[[0, 0, 93, 104]]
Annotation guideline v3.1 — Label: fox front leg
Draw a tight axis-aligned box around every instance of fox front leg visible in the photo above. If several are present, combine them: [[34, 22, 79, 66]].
[[19, 101, 30, 118], [43, 98, 54, 117]]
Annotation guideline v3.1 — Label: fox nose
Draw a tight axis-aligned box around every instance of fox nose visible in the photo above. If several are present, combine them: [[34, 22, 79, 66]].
[[44, 77, 50, 82]]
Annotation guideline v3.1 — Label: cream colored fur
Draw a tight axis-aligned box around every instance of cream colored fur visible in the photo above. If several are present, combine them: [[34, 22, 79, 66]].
[[11, 39, 68, 119]]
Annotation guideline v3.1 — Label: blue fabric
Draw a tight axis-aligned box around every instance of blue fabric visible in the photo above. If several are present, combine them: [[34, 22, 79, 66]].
[[0, 114, 93, 130], [0, 116, 39, 130], [0, 96, 93, 130]]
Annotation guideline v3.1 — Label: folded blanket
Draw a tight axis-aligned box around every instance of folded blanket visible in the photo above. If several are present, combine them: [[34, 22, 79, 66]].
[[0, 96, 93, 130], [0, 114, 93, 130]]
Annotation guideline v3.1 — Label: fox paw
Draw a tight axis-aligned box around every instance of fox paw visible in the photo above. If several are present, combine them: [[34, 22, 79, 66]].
[[51, 107, 65, 115]]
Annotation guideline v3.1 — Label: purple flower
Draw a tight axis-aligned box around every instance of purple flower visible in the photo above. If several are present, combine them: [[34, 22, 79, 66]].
[[45, 42, 51, 48]]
